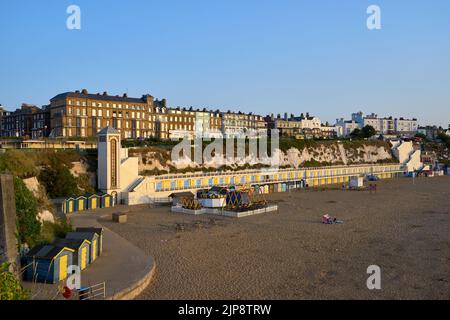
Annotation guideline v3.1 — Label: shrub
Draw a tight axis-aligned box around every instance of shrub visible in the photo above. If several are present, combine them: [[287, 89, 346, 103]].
[[0, 263, 30, 300], [76, 173, 96, 194], [0, 150, 39, 178], [13, 177, 41, 247], [38, 219, 73, 245], [33, 150, 81, 168], [52, 218, 73, 238]]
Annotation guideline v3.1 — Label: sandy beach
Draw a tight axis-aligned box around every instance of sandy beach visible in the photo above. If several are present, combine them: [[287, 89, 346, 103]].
[[102, 176, 450, 300]]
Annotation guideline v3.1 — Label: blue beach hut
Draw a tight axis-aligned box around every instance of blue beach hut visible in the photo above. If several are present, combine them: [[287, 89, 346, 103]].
[[62, 197, 76, 214], [24, 245, 75, 283], [66, 232, 100, 264], [99, 193, 113, 208], [85, 193, 100, 210], [75, 196, 88, 212], [75, 227, 104, 257], [55, 238, 91, 271]]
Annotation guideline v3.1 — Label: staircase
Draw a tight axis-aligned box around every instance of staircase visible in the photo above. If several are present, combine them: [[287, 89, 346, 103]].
[[391, 141, 423, 172], [127, 176, 145, 192]]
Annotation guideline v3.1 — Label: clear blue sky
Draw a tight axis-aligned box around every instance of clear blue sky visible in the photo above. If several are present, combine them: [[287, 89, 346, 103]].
[[1, 0, 449, 126]]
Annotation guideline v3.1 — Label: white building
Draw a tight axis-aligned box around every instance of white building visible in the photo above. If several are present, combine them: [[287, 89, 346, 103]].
[[362, 114, 395, 135], [335, 119, 361, 137], [295, 113, 322, 130], [336, 112, 418, 137], [97, 127, 140, 204], [394, 117, 419, 135], [195, 111, 222, 139], [319, 124, 339, 138]]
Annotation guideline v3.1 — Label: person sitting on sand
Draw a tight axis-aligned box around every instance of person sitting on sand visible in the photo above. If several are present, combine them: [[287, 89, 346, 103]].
[[322, 214, 332, 224], [322, 214, 343, 224]]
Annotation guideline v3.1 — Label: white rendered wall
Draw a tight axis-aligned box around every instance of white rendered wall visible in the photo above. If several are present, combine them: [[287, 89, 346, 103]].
[[120, 157, 140, 192], [393, 141, 413, 164], [406, 150, 423, 172]]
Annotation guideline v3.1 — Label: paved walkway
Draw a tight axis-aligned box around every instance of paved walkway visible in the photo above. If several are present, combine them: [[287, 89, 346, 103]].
[[24, 205, 156, 300]]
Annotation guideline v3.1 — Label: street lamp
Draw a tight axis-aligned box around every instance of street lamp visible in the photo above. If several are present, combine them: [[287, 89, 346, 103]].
[[44, 125, 48, 150]]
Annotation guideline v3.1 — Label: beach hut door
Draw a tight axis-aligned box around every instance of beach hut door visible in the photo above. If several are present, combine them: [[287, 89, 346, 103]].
[[81, 247, 87, 270], [60, 255, 68, 280], [92, 240, 97, 261]]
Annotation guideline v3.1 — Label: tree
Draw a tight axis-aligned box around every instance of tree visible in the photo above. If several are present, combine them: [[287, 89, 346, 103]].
[[13, 176, 41, 247], [350, 126, 376, 139], [438, 133, 450, 149], [38, 156, 80, 198], [361, 125, 376, 138], [350, 128, 362, 139]]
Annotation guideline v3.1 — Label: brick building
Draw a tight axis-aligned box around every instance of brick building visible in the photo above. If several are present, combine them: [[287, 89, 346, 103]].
[[167, 107, 196, 139], [0, 105, 10, 137], [167, 107, 223, 139], [48, 90, 168, 139], [31, 105, 51, 139], [2, 103, 42, 138], [221, 110, 266, 138], [264, 113, 334, 139]]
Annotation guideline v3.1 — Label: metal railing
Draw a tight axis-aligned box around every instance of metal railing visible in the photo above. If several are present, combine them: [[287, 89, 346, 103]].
[[154, 165, 404, 192], [153, 163, 404, 181], [79, 282, 106, 300]]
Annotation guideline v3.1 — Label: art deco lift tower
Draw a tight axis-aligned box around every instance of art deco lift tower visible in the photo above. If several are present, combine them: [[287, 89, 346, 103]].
[[98, 127, 122, 202]]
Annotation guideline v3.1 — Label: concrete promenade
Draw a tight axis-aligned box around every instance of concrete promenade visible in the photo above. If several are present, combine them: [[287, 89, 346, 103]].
[[24, 205, 156, 300], [70, 209, 156, 300]]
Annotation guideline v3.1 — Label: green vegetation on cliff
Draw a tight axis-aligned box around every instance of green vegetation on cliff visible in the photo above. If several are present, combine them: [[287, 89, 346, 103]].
[[0, 150, 96, 198], [13, 177, 41, 247], [439, 133, 450, 149], [0, 150, 39, 178], [13, 175, 73, 247], [0, 263, 30, 300], [38, 156, 81, 198]]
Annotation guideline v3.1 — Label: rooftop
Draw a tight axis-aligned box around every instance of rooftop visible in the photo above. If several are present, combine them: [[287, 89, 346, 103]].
[[50, 90, 154, 104], [97, 126, 120, 135]]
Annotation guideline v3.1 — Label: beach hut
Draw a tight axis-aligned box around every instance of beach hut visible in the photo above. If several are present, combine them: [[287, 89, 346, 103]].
[[75, 196, 88, 212], [55, 238, 91, 271], [75, 227, 104, 257], [66, 232, 100, 263], [85, 193, 100, 210], [100, 193, 113, 208], [63, 197, 76, 214], [24, 245, 74, 283]]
